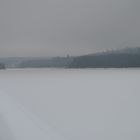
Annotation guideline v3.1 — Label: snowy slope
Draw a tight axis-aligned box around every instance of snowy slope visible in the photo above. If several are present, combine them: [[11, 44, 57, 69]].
[[0, 69, 140, 140]]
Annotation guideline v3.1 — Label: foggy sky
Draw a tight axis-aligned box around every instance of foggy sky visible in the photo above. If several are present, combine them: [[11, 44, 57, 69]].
[[0, 0, 140, 57]]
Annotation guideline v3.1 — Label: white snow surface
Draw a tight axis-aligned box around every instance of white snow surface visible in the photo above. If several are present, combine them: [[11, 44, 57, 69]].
[[0, 92, 60, 140], [0, 68, 140, 140]]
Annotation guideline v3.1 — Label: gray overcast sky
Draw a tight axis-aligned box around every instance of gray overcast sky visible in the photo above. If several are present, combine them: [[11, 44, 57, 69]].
[[0, 0, 140, 57]]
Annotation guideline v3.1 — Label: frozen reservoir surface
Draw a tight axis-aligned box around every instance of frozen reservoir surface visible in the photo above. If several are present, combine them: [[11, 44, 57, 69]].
[[0, 69, 140, 140]]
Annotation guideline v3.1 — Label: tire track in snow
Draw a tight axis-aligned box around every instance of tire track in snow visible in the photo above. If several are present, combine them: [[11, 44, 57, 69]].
[[0, 91, 64, 140]]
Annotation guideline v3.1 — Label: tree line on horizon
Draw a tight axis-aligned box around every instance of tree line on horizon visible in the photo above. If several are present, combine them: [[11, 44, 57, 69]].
[[69, 47, 140, 68], [0, 47, 140, 69], [0, 63, 6, 69]]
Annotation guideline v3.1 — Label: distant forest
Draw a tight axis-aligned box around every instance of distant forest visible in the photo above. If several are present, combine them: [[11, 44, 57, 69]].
[[0, 47, 140, 69], [0, 63, 5, 69], [69, 47, 140, 68]]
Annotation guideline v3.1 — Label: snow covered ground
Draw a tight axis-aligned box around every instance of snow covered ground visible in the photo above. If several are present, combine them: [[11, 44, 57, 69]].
[[0, 69, 140, 140]]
